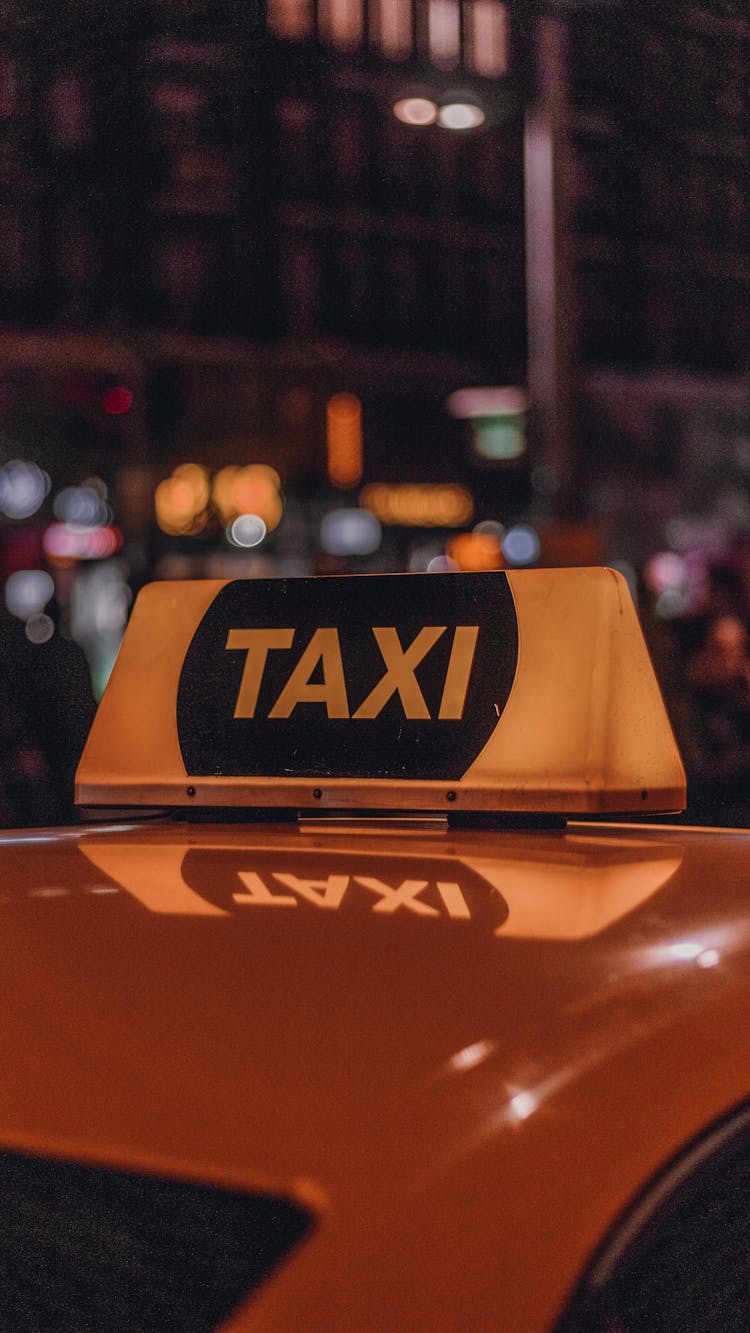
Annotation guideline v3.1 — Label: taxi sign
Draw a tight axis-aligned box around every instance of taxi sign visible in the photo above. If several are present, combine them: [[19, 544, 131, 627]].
[[75, 569, 686, 814]]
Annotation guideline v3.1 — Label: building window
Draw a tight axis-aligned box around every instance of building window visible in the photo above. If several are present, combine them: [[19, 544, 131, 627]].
[[57, 218, 97, 289], [371, 0, 412, 61], [331, 104, 365, 185], [150, 82, 207, 121], [266, 0, 508, 73], [0, 54, 21, 118], [46, 73, 90, 149], [275, 96, 318, 197], [465, 1, 508, 78], [387, 245, 421, 335], [155, 235, 204, 307], [318, 0, 363, 51], [428, 0, 460, 69], [281, 238, 321, 332], [0, 204, 31, 284], [266, 0, 313, 40]]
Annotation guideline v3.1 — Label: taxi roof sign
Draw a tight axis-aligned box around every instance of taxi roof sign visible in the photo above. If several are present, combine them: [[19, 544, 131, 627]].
[[75, 569, 686, 815]]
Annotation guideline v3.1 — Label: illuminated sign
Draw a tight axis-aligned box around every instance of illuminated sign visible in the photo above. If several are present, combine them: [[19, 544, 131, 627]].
[[360, 483, 474, 527], [326, 393, 363, 490], [76, 568, 687, 813]]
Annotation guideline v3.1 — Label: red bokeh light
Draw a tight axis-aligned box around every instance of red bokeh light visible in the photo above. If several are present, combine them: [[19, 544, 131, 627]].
[[43, 523, 123, 563], [103, 386, 134, 415]]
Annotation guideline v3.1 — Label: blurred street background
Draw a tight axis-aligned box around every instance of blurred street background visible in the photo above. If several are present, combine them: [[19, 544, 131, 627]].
[[2, 0, 750, 825]]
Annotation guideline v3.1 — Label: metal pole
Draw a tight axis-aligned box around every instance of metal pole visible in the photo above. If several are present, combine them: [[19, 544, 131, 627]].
[[523, 14, 579, 519]]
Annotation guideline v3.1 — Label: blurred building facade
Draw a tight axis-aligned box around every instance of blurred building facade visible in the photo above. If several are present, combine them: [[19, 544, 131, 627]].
[[0, 1, 523, 486], [0, 0, 749, 578]]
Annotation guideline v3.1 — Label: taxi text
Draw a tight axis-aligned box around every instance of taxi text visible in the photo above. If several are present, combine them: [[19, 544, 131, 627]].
[[225, 624, 479, 720], [233, 870, 472, 918]]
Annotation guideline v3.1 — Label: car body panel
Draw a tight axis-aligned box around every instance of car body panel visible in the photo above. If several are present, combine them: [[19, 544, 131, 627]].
[[0, 816, 748, 1329]]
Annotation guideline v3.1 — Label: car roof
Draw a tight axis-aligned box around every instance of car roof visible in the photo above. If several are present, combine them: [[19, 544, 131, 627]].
[[1, 814, 749, 1329]]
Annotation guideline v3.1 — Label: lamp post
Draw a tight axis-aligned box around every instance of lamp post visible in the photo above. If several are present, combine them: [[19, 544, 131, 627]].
[[523, 14, 580, 520]]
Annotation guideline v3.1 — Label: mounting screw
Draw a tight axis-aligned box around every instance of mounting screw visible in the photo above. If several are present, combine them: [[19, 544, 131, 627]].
[[186, 786, 196, 798], [446, 790, 456, 802], [313, 788, 323, 800]]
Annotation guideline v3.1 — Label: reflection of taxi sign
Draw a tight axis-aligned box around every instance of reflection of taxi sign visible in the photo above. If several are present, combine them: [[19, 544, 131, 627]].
[[75, 569, 686, 815], [79, 832, 683, 939]]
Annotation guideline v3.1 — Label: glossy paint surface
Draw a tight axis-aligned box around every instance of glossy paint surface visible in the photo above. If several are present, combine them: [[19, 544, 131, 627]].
[[0, 816, 749, 1329]]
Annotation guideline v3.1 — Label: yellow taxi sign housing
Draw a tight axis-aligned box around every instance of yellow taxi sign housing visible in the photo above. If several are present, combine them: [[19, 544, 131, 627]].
[[75, 569, 686, 815]]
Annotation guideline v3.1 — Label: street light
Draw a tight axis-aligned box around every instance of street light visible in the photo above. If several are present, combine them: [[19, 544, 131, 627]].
[[393, 97, 438, 126], [392, 92, 486, 131], [438, 101, 485, 130]]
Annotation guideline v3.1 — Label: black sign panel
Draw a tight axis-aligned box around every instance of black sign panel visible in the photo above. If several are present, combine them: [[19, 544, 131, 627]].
[[177, 573, 518, 780]]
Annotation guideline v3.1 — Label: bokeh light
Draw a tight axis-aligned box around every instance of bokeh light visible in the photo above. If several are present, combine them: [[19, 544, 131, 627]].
[[644, 551, 692, 618], [408, 541, 445, 572], [426, 555, 459, 573], [172, 462, 211, 512], [472, 417, 526, 460], [212, 464, 283, 530], [25, 613, 55, 644], [393, 97, 438, 126], [320, 507, 381, 556], [326, 394, 363, 490], [155, 475, 206, 536], [438, 101, 485, 130], [102, 385, 133, 415], [644, 551, 687, 595], [447, 387, 527, 419], [447, 531, 503, 571], [0, 460, 51, 520], [474, 519, 505, 539], [53, 485, 110, 528], [5, 569, 55, 620], [227, 514, 267, 548], [502, 524, 541, 566], [155, 463, 284, 537], [654, 587, 691, 619], [43, 523, 122, 563], [361, 482, 473, 527]]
